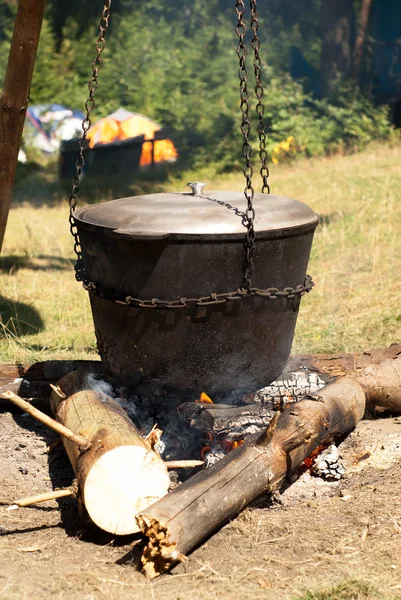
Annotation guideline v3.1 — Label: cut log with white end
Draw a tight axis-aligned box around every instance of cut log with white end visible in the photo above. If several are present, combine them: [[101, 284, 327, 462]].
[[50, 371, 170, 536]]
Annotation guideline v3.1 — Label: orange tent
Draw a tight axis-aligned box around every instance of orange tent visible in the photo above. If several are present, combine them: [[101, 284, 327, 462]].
[[87, 108, 178, 166]]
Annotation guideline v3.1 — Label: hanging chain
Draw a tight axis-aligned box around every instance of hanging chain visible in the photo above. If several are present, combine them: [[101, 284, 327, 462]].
[[69, 0, 111, 287], [66, 0, 314, 309], [250, 0, 270, 193], [235, 0, 256, 290]]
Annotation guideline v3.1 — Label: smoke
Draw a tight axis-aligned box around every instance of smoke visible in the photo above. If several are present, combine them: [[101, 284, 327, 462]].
[[81, 373, 202, 469], [84, 374, 115, 400]]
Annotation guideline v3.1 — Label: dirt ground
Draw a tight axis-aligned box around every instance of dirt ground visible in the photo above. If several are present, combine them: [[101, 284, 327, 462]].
[[1, 409, 401, 600]]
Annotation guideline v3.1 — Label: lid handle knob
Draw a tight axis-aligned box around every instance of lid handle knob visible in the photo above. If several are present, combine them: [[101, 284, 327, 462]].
[[187, 182, 207, 196]]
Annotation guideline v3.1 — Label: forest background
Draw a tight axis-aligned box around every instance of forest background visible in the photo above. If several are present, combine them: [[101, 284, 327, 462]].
[[0, 0, 398, 172]]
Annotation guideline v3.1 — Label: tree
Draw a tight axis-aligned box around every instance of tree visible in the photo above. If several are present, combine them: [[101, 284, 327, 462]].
[[320, 0, 355, 97]]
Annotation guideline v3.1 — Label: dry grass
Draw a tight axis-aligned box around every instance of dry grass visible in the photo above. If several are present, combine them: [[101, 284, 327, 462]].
[[292, 579, 382, 600], [1, 142, 400, 363]]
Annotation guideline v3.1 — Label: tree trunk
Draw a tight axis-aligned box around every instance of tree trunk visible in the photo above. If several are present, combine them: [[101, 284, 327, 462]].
[[50, 371, 170, 536], [0, 0, 47, 251], [352, 0, 373, 82], [320, 0, 354, 97], [137, 378, 366, 578]]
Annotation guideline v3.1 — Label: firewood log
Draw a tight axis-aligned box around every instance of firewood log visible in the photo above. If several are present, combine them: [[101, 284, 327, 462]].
[[177, 402, 275, 437], [137, 378, 366, 578], [0, 360, 105, 410], [0, 345, 400, 412], [286, 344, 401, 413], [50, 371, 170, 536]]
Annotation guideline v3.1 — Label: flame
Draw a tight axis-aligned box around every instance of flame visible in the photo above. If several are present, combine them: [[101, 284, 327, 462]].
[[200, 438, 244, 460], [303, 444, 327, 469], [201, 445, 211, 459], [196, 392, 214, 404], [231, 439, 245, 450]]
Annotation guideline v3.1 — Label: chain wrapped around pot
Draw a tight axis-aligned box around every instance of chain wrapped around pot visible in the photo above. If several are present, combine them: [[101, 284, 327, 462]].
[[67, 0, 319, 395]]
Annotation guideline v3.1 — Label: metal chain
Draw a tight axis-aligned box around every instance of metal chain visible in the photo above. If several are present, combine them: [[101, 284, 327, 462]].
[[69, 0, 111, 285], [235, 0, 256, 291], [250, 0, 270, 193], [88, 275, 315, 309], [66, 0, 314, 310]]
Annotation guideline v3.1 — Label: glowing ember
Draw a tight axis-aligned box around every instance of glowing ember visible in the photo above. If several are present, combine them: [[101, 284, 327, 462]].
[[303, 444, 327, 469]]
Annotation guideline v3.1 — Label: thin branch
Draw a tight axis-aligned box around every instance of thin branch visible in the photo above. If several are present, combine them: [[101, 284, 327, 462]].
[[1, 390, 91, 451], [164, 460, 204, 469], [6, 487, 75, 511]]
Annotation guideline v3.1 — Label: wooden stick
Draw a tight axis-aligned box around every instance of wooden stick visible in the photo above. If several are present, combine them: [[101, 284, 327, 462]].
[[7, 488, 74, 511], [1, 390, 92, 452], [0, 0, 47, 251], [137, 378, 366, 578], [164, 460, 204, 469], [50, 371, 170, 536]]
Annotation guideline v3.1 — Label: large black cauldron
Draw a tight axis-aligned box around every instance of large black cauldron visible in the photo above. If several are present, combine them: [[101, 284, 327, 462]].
[[74, 188, 319, 395]]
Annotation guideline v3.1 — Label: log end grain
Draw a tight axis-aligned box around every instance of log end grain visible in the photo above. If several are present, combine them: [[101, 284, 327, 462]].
[[83, 444, 170, 536], [137, 515, 187, 579]]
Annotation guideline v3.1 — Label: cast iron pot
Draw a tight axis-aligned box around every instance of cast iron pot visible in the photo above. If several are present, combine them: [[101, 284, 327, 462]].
[[74, 188, 319, 395]]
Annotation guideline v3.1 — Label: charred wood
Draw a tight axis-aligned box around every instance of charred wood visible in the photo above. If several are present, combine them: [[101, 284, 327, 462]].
[[177, 402, 275, 438]]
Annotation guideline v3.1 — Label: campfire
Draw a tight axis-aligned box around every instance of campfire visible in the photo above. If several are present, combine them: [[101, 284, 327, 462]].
[[2, 345, 401, 578]]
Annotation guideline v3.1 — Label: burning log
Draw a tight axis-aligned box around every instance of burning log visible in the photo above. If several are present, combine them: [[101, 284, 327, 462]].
[[137, 378, 366, 578], [178, 402, 275, 437], [48, 371, 170, 536]]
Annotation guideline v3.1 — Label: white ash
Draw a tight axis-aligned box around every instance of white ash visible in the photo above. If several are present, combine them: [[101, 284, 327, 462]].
[[204, 446, 228, 467], [312, 444, 346, 481], [254, 370, 329, 409]]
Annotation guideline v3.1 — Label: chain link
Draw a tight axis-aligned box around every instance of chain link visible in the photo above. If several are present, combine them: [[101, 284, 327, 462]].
[[250, 0, 270, 193], [67, 0, 314, 310], [235, 0, 256, 291], [69, 0, 111, 285], [84, 275, 314, 309]]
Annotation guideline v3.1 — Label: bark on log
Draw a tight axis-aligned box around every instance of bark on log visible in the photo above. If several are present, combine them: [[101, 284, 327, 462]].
[[50, 371, 170, 536], [286, 344, 401, 413], [177, 402, 275, 437], [137, 378, 366, 578]]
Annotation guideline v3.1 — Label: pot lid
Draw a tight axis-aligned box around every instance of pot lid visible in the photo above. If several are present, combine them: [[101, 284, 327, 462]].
[[75, 183, 319, 240]]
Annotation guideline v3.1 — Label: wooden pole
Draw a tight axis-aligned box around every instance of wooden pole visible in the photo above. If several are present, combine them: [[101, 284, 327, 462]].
[[7, 487, 75, 511], [0, 0, 47, 252]]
